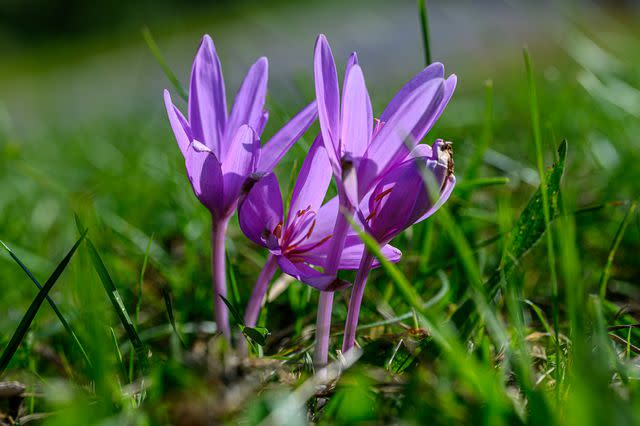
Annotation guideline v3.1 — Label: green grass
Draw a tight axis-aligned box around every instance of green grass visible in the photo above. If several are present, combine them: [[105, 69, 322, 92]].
[[1, 6, 640, 426]]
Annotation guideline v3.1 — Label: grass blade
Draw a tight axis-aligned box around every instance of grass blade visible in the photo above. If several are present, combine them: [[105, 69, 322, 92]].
[[0, 231, 86, 373], [417, 0, 432, 65], [74, 215, 149, 372], [0, 240, 91, 367], [142, 27, 188, 102], [599, 201, 637, 300], [160, 286, 185, 347]]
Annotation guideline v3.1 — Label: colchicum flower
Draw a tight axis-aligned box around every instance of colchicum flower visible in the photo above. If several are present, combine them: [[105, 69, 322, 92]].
[[238, 138, 400, 330], [311, 34, 456, 364], [342, 139, 456, 353], [164, 35, 317, 340]]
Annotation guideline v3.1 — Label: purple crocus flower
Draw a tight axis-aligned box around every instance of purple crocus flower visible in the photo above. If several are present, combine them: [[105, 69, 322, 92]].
[[312, 34, 456, 365], [163, 35, 317, 340], [238, 138, 401, 330], [341, 139, 456, 353]]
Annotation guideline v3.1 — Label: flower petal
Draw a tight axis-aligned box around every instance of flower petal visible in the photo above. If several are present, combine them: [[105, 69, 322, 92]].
[[238, 172, 284, 248], [314, 34, 341, 175], [164, 89, 192, 157], [188, 35, 227, 157], [341, 63, 372, 160], [223, 57, 268, 159], [380, 62, 444, 122], [256, 109, 269, 135], [221, 125, 260, 212], [358, 78, 445, 196], [277, 256, 350, 291], [185, 141, 223, 214], [338, 236, 402, 269], [286, 136, 332, 227], [257, 101, 318, 172]]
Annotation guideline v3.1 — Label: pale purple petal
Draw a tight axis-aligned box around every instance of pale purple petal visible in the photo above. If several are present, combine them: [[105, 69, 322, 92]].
[[188, 35, 227, 157], [221, 125, 260, 211], [238, 172, 284, 248], [380, 62, 444, 122], [314, 34, 341, 174], [286, 136, 332, 227], [338, 236, 402, 269], [358, 78, 445, 196], [411, 74, 457, 144], [257, 101, 318, 172], [277, 256, 349, 291], [164, 89, 192, 157], [414, 175, 456, 225], [185, 141, 223, 214], [341, 64, 372, 159], [223, 57, 268, 159]]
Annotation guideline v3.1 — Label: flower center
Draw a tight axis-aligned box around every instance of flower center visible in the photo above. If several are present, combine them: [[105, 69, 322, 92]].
[[279, 206, 331, 260]]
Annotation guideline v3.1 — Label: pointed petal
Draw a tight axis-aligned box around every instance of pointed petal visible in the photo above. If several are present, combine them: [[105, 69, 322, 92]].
[[223, 57, 268, 159], [257, 101, 318, 172], [238, 172, 284, 248], [314, 34, 341, 174], [414, 175, 456, 225], [188, 35, 227, 156], [222, 125, 260, 211], [341, 64, 372, 159], [185, 141, 223, 214], [358, 78, 445, 196], [164, 89, 192, 157], [277, 256, 349, 291], [286, 136, 332, 226], [380, 62, 444, 122]]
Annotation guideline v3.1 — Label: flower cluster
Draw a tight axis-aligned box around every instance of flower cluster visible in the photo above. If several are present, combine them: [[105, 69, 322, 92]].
[[164, 34, 456, 361]]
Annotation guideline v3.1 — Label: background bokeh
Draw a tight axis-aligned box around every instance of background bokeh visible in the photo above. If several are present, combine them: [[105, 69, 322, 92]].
[[1, 0, 640, 424]]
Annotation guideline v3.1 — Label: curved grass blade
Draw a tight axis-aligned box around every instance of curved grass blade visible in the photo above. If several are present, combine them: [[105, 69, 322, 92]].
[[0, 240, 91, 366], [0, 231, 86, 373], [142, 27, 188, 102], [160, 286, 185, 347], [74, 215, 149, 372], [452, 140, 568, 339], [599, 201, 637, 300]]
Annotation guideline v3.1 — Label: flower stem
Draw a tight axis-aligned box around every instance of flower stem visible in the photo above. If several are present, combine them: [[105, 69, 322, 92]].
[[244, 254, 278, 328], [212, 216, 231, 340], [342, 252, 374, 353], [314, 208, 351, 366]]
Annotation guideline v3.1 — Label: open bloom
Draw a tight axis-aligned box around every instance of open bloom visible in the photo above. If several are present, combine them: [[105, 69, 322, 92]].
[[313, 34, 456, 208], [164, 34, 318, 220], [341, 140, 456, 353], [163, 34, 317, 341], [238, 138, 401, 291], [311, 34, 456, 364]]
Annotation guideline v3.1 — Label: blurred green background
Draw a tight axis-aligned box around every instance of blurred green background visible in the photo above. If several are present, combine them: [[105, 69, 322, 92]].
[[1, 0, 640, 424]]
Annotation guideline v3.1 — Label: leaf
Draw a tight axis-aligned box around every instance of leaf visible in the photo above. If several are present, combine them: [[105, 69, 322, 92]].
[[451, 140, 568, 339], [241, 326, 270, 346], [74, 215, 149, 371], [161, 286, 186, 347], [506, 139, 567, 260], [0, 240, 91, 366], [219, 294, 244, 326], [0, 231, 86, 373]]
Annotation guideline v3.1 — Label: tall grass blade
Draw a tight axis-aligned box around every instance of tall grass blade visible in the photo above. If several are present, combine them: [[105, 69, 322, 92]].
[[599, 201, 637, 300], [1, 240, 91, 366], [74, 215, 149, 371], [0, 231, 86, 373], [142, 27, 189, 102], [417, 0, 432, 65]]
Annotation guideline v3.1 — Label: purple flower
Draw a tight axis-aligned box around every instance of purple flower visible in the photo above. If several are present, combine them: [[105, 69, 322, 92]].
[[359, 139, 456, 245], [312, 34, 456, 364], [313, 34, 456, 208], [238, 138, 401, 292], [164, 35, 318, 220], [163, 34, 318, 341]]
